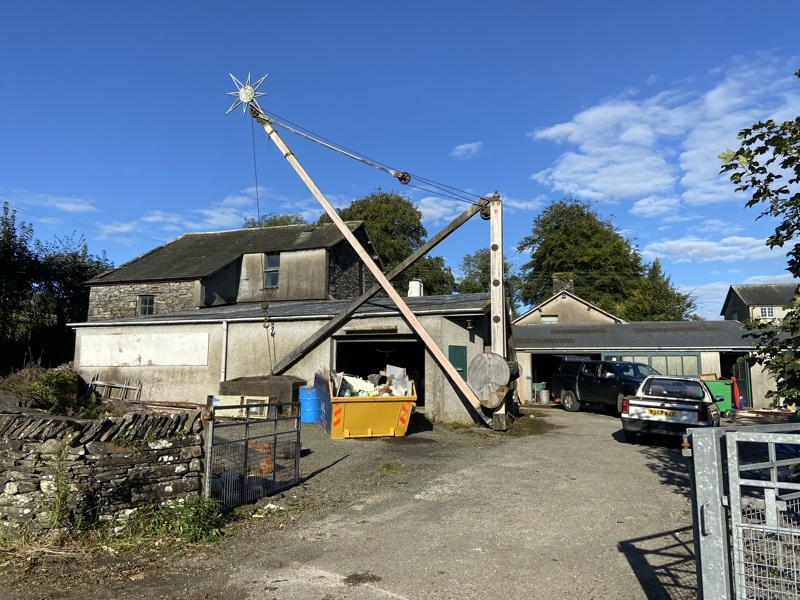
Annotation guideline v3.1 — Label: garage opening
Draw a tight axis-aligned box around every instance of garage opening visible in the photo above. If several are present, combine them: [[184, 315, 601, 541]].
[[332, 334, 426, 406]]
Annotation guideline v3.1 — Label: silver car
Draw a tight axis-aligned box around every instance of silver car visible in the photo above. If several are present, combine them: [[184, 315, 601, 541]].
[[620, 375, 721, 440]]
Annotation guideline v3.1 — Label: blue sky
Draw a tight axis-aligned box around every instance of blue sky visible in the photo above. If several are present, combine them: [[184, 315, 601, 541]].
[[1, 1, 799, 319]]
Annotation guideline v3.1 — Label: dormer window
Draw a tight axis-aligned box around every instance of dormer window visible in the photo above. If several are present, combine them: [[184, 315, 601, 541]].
[[760, 306, 775, 319], [264, 253, 280, 289]]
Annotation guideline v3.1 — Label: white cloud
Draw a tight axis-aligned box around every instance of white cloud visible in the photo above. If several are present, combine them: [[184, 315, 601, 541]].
[[529, 55, 799, 209], [679, 281, 732, 319], [418, 196, 463, 226], [642, 235, 777, 263], [629, 196, 679, 218], [450, 142, 483, 160], [1, 188, 98, 213]]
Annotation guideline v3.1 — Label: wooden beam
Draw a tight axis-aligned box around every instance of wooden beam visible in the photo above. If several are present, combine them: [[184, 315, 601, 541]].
[[253, 109, 488, 422], [272, 196, 490, 375]]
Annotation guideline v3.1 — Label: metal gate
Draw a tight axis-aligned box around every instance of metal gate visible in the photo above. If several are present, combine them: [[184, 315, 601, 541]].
[[688, 423, 800, 599], [204, 399, 300, 509]]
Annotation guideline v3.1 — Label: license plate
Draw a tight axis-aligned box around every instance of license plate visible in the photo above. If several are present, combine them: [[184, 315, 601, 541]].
[[647, 408, 678, 418]]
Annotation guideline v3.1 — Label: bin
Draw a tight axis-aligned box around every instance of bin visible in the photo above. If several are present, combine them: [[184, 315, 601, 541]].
[[321, 381, 416, 439], [705, 380, 732, 414], [299, 385, 320, 423], [537, 389, 551, 405]]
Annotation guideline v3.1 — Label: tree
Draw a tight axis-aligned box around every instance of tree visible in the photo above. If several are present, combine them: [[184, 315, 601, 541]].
[[319, 189, 456, 294], [243, 213, 307, 228], [720, 70, 800, 404], [517, 198, 644, 311], [0, 202, 114, 373], [0, 203, 36, 347], [617, 259, 698, 321], [34, 235, 113, 327], [457, 247, 522, 316]]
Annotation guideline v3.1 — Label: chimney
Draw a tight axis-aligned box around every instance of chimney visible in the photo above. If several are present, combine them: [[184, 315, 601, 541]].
[[552, 273, 574, 294], [408, 279, 424, 297]]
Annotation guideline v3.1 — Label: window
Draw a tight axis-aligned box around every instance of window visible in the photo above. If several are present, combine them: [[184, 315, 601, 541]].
[[541, 315, 558, 324], [264, 253, 280, 289], [760, 306, 775, 319], [137, 295, 154, 316]]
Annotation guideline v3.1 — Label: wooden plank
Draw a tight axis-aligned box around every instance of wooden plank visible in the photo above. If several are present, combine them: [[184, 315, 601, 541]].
[[254, 111, 488, 421], [272, 196, 490, 375]]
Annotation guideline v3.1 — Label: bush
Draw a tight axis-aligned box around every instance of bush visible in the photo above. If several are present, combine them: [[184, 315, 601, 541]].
[[0, 366, 102, 417]]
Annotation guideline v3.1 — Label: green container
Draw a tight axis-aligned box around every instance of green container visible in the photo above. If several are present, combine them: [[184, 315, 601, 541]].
[[705, 380, 732, 414]]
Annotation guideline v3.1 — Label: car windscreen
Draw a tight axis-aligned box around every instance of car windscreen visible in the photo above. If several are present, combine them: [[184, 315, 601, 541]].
[[643, 379, 705, 401]]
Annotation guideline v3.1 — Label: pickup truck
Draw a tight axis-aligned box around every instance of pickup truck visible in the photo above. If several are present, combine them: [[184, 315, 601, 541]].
[[551, 359, 659, 414]]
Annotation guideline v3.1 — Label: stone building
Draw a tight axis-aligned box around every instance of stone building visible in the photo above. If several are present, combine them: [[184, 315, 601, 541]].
[[73, 222, 495, 424], [87, 222, 381, 321]]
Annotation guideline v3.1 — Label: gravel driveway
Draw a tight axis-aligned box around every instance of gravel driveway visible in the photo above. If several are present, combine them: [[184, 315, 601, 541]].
[[1, 404, 698, 599]]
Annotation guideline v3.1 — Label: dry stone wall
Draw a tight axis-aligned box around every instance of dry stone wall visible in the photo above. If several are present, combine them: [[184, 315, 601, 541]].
[[0, 409, 205, 530]]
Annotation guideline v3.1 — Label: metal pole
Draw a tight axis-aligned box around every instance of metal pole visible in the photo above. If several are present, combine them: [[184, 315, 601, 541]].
[[252, 108, 487, 422]]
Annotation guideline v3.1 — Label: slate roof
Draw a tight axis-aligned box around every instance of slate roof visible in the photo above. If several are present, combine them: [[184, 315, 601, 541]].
[[720, 283, 798, 316], [72, 293, 491, 326], [512, 320, 755, 353], [89, 222, 369, 284]]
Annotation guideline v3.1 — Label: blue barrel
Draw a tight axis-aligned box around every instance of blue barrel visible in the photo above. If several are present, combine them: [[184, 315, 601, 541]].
[[299, 385, 320, 423]]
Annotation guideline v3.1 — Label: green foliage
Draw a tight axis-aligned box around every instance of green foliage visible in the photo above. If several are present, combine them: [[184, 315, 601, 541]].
[[617, 259, 699, 321], [318, 189, 456, 294], [516, 198, 696, 320], [0, 366, 102, 417], [44, 441, 73, 529], [0, 203, 36, 348], [243, 213, 308, 228], [0, 203, 113, 373], [457, 247, 522, 316], [720, 70, 800, 405], [121, 496, 224, 544], [517, 198, 645, 310]]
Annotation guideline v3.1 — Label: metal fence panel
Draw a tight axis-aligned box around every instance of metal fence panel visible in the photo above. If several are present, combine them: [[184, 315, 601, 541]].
[[688, 423, 800, 600], [204, 401, 300, 509]]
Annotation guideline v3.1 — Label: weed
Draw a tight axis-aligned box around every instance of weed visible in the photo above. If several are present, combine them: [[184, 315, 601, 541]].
[[118, 496, 224, 545], [379, 463, 400, 474], [43, 441, 73, 529]]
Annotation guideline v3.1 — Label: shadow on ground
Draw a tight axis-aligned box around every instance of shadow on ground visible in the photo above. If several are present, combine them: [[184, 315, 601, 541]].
[[619, 525, 697, 600]]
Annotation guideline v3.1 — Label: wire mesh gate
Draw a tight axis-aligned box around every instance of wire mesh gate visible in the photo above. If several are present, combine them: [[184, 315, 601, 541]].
[[688, 423, 800, 599], [204, 400, 300, 509]]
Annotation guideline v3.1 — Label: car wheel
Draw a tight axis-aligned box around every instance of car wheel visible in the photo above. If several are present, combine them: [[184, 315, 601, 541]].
[[562, 390, 580, 412]]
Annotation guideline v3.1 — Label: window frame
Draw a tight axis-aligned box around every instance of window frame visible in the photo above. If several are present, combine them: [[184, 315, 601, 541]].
[[137, 294, 154, 316], [264, 253, 280, 289], [760, 306, 775, 319]]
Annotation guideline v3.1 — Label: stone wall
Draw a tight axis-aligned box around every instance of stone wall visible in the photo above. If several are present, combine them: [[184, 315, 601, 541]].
[[87, 281, 198, 321], [328, 237, 379, 300], [0, 409, 205, 530]]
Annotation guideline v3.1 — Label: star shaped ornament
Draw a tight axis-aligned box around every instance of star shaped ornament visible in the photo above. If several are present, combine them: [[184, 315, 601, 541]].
[[226, 73, 268, 116]]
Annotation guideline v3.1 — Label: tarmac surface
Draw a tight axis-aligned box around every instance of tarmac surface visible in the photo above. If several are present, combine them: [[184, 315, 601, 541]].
[[198, 404, 696, 599], [2, 403, 699, 599]]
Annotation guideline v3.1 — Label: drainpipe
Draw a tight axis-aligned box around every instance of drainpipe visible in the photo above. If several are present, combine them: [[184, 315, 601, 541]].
[[220, 320, 229, 382]]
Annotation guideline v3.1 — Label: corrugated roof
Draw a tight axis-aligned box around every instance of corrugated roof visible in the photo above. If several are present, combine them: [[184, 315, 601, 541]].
[[512, 320, 755, 352], [72, 293, 491, 326], [90, 222, 367, 284]]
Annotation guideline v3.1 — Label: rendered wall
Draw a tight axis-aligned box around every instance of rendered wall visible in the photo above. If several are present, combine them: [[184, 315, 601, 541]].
[[515, 296, 619, 325], [74, 312, 487, 423]]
